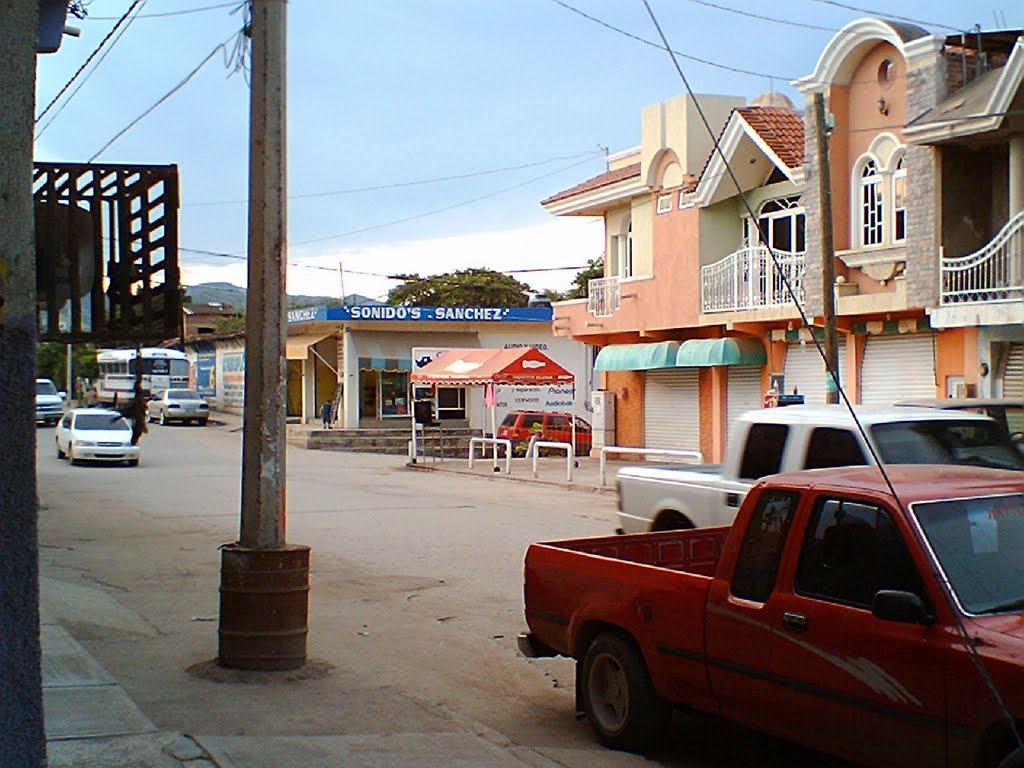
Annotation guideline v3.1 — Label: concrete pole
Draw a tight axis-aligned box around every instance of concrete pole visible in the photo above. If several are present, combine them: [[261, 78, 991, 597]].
[[1010, 136, 1024, 216], [813, 92, 840, 404], [240, 0, 288, 549], [0, 2, 47, 765], [219, 0, 310, 671]]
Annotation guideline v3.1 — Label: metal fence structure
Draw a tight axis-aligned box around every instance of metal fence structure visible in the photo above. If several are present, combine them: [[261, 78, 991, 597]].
[[701, 246, 805, 313], [940, 210, 1024, 306]]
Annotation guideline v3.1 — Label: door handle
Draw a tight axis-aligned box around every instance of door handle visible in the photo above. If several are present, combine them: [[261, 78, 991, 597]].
[[726, 493, 741, 508], [782, 612, 808, 632]]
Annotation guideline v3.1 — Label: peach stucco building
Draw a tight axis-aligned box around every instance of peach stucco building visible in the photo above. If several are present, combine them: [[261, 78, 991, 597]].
[[544, 18, 1024, 462]]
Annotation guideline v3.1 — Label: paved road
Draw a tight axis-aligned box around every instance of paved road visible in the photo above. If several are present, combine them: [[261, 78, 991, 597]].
[[36, 419, 852, 768]]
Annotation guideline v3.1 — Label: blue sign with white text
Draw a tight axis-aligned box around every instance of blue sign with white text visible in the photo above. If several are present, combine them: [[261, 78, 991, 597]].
[[287, 305, 553, 324]]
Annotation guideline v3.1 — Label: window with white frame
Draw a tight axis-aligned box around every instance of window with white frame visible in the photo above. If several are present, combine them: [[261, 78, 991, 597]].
[[656, 194, 672, 214], [893, 155, 906, 243], [744, 197, 806, 253], [611, 220, 633, 278], [860, 160, 884, 246]]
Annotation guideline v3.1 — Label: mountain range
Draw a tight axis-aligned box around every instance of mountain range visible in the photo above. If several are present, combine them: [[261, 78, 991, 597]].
[[184, 282, 381, 309]]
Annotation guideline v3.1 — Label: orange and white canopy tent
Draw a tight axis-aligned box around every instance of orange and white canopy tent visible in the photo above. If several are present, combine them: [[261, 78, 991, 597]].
[[410, 347, 574, 387]]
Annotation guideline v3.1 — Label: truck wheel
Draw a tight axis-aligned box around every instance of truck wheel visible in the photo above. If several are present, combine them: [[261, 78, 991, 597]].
[[580, 632, 669, 752], [652, 511, 693, 532]]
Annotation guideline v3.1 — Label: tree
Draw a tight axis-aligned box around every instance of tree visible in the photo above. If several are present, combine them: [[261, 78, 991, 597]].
[[567, 258, 604, 300], [387, 268, 532, 307], [36, 342, 97, 386]]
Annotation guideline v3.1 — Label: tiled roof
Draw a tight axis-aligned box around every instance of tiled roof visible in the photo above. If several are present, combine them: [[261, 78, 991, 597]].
[[736, 107, 805, 169], [541, 162, 642, 206]]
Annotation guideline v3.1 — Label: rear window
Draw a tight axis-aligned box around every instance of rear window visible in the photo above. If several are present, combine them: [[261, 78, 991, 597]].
[[75, 413, 130, 431], [738, 423, 790, 480], [168, 389, 200, 399]]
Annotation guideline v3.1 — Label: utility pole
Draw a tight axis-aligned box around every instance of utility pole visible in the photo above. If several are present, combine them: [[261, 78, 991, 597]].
[[218, 0, 310, 670], [0, 2, 47, 765], [813, 91, 840, 404]]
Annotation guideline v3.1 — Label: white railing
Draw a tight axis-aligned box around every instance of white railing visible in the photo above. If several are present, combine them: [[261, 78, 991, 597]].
[[468, 437, 512, 475], [599, 446, 704, 486], [531, 441, 575, 482], [940, 210, 1024, 306], [701, 246, 805, 313], [588, 277, 621, 317]]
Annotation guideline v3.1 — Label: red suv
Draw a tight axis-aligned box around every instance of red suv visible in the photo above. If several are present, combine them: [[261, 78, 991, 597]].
[[497, 411, 592, 456]]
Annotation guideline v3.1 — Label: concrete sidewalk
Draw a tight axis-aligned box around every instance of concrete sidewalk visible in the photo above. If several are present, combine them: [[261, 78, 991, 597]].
[[40, 592, 562, 768]]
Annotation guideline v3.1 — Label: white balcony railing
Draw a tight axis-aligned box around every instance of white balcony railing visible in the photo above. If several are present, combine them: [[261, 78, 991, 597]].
[[701, 246, 805, 313], [588, 276, 621, 317], [940, 210, 1024, 306]]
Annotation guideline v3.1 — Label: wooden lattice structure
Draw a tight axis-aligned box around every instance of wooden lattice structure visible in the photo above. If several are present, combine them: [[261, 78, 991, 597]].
[[33, 162, 182, 343]]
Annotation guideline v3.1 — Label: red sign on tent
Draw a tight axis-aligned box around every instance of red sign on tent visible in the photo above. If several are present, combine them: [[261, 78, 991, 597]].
[[410, 347, 574, 387]]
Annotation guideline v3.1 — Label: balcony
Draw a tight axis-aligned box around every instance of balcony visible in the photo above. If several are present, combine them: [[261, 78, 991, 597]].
[[701, 246, 806, 314], [940, 210, 1024, 306], [587, 276, 621, 317]]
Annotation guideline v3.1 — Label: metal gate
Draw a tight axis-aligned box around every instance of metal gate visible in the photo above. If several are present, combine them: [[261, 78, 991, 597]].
[[644, 369, 700, 451], [727, 365, 764, 435], [784, 338, 847, 405], [860, 334, 937, 404], [1004, 343, 1024, 399]]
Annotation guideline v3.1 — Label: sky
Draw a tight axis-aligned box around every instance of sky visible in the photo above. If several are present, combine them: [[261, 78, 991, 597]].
[[33, 0, 1024, 303]]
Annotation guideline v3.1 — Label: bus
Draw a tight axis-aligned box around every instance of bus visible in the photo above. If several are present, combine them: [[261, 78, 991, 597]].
[[92, 347, 190, 407]]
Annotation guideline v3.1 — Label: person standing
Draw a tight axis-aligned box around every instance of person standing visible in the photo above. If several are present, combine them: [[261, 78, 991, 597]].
[[321, 400, 332, 429]]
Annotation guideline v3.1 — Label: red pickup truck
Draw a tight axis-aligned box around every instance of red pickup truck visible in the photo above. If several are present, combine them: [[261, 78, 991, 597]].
[[520, 465, 1024, 768]]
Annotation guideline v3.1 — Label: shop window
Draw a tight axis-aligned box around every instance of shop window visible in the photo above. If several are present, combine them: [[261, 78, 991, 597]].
[[436, 387, 466, 420], [380, 371, 409, 417]]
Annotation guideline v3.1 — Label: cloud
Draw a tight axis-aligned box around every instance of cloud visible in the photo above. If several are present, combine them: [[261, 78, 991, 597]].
[[181, 217, 604, 301]]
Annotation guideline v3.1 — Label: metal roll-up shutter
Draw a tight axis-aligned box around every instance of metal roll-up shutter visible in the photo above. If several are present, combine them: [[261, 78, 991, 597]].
[[860, 333, 936, 404], [784, 339, 847, 405], [727, 365, 764, 432], [1004, 343, 1024, 399], [644, 369, 700, 451]]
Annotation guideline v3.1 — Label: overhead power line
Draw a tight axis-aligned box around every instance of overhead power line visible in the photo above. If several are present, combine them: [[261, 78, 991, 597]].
[[685, 0, 839, 32], [548, 0, 799, 81], [88, 39, 231, 162], [35, 0, 145, 125], [184, 150, 607, 207], [807, 0, 961, 32], [84, 2, 241, 20]]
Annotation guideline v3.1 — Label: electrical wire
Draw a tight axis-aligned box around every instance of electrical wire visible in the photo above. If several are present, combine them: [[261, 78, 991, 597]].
[[549, 0, 800, 81], [807, 0, 962, 32], [640, 0, 1023, 752], [290, 154, 603, 247], [88, 39, 230, 162], [184, 150, 607, 207], [685, 0, 840, 33], [35, 0, 145, 125], [84, 2, 241, 20]]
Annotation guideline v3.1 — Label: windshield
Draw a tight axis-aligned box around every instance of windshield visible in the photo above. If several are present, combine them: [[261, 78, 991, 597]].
[[913, 494, 1024, 614], [75, 413, 131, 431], [36, 380, 59, 396], [168, 389, 200, 399], [871, 420, 1024, 471]]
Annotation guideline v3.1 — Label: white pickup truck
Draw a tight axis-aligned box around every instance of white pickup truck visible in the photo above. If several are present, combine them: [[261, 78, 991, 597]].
[[616, 404, 1024, 534]]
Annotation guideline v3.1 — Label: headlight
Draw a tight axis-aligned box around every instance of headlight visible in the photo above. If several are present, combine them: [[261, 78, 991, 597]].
[[75, 440, 96, 447]]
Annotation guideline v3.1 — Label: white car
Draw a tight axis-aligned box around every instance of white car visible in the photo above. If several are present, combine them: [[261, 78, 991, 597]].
[[55, 409, 140, 466], [147, 388, 209, 426]]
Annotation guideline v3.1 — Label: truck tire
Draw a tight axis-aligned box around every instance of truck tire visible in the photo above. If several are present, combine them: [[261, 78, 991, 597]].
[[580, 632, 669, 752], [652, 511, 693, 532]]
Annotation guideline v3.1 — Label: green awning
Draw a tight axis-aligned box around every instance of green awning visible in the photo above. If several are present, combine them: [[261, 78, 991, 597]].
[[676, 337, 767, 367], [594, 341, 680, 372]]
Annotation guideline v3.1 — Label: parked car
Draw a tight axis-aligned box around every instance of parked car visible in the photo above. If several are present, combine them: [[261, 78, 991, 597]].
[[521, 464, 1024, 766], [497, 411, 592, 455], [35, 377, 65, 426], [616, 405, 1024, 534], [147, 388, 209, 426], [55, 408, 140, 466]]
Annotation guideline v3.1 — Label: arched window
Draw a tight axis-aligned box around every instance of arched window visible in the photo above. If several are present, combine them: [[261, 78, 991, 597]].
[[744, 197, 806, 253], [893, 154, 906, 243], [860, 160, 884, 246]]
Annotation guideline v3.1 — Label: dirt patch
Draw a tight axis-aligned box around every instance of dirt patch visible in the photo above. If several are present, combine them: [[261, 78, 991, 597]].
[[186, 658, 334, 684]]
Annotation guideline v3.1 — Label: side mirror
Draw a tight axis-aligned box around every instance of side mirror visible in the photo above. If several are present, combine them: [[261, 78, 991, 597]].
[[59, 391, 67, 399], [872, 590, 933, 625]]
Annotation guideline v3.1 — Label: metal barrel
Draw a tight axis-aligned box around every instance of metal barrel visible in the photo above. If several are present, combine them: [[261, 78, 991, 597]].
[[218, 544, 311, 670]]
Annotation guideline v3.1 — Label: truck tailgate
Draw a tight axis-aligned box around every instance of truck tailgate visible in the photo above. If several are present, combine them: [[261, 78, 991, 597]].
[[523, 528, 728, 660]]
